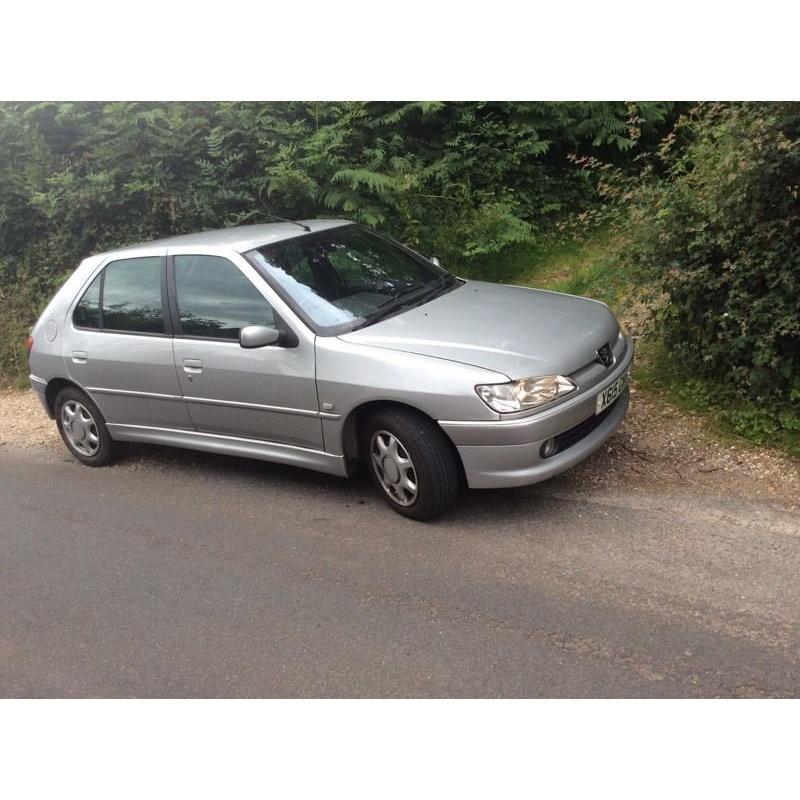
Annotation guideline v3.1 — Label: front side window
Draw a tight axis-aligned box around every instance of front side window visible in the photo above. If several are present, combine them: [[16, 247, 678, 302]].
[[174, 255, 275, 339], [247, 225, 456, 333], [72, 256, 164, 333]]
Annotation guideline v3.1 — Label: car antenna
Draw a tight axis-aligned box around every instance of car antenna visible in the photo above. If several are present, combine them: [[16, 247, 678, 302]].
[[263, 212, 311, 233]]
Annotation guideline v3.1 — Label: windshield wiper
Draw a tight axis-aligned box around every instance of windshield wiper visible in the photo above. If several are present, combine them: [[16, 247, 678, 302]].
[[373, 282, 428, 311], [354, 276, 452, 330]]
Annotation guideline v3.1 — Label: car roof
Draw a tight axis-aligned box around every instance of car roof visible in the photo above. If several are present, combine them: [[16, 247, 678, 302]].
[[100, 219, 353, 257]]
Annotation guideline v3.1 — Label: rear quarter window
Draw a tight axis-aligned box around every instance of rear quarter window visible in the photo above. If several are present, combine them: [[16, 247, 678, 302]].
[[73, 273, 102, 328]]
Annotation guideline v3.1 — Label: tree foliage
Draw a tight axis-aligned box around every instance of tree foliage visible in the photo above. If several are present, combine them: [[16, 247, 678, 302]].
[[0, 100, 674, 381], [0, 101, 673, 274]]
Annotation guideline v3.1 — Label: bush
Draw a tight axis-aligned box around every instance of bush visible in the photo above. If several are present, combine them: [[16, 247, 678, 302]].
[[0, 266, 64, 387], [623, 103, 800, 412]]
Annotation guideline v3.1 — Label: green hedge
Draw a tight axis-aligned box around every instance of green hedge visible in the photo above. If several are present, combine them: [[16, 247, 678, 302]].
[[0, 100, 673, 383], [621, 103, 800, 446], [626, 104, 800, 398]]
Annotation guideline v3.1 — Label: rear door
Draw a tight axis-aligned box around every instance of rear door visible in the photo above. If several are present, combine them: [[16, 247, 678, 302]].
[[168, 251, 323, 450], [67, 252, 193, 429]]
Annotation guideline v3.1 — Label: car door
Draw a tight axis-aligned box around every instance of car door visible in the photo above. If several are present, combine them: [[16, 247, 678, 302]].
[[67, 252, 193, 429], [168, 251, 323, 450]]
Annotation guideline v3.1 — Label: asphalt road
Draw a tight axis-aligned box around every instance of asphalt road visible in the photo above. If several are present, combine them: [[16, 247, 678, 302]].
[[1, 441, 798, 697]]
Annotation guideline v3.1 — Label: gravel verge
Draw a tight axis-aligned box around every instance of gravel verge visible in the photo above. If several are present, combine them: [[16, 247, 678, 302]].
[[2, 386, 798, 509]]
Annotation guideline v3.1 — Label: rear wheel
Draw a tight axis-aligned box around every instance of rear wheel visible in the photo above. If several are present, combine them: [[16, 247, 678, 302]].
[[54, 386, 122, 467], [362, 407, 460, 521]]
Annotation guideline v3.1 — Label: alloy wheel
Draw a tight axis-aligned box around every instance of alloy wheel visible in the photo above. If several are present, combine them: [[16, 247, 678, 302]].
[[61, 400, 101, 457], [370, 429, 418, 506]]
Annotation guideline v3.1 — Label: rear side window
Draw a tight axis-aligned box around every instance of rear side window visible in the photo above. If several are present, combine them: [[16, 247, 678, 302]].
[[102, 257, 164, 333], [73, 257, 165, 334], [174, 255, 275, 339]]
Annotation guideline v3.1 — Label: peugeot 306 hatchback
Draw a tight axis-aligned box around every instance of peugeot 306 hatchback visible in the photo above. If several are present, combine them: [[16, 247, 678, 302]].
[[28, 220, 632, 520]]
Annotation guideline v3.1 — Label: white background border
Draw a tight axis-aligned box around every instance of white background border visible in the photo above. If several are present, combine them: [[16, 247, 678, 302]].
[[2, 700, 797, 797], [3, 0, 798, 99], [2, 2, 797, 796]]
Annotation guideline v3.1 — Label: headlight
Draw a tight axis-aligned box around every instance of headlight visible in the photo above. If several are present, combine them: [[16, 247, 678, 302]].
[[475, 375, 577, 413]]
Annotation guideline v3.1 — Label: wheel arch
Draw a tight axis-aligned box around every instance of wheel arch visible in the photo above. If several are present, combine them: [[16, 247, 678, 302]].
[[340, 399, 466, 483], [44, 377, 85, 418]]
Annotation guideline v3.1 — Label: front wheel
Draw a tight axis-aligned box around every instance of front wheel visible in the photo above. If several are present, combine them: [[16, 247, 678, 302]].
[[362, 407, 461, 521]]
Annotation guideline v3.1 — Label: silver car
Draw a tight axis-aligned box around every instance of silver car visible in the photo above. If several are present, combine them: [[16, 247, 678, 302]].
[[28, 220, 632, 520]]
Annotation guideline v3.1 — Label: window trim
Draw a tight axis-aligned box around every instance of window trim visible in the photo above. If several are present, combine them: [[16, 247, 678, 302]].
[[71, 255, 170, 337]]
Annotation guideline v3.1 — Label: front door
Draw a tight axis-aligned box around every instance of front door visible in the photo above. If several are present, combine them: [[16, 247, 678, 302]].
[[168, 253, 323, 450]]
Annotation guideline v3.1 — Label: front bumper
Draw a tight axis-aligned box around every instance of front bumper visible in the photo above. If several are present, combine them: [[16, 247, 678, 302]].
[[439, 337, 633, 488]]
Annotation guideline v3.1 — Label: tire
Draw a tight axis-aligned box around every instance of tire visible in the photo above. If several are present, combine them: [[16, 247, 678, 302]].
[[54, 386, 122, 467], [361, 407, 461, 521]]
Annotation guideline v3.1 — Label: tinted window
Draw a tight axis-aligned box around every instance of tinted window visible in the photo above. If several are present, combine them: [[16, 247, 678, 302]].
[[174, 255, 275, 339], [73, 272, 102, 328], [102, 257, 164, 333]]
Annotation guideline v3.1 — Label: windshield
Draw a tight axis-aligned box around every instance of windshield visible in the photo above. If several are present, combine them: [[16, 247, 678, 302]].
[[247, 226, 456, 333]]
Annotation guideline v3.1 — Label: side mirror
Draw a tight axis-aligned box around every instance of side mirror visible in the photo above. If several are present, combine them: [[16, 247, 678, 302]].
[[429, 256, 442, 267], [239, 325, 281, 348]]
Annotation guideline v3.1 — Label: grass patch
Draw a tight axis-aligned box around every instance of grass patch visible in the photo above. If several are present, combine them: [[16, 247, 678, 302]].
[[515, 230, 631, 308], [461, 226, 634, 311]]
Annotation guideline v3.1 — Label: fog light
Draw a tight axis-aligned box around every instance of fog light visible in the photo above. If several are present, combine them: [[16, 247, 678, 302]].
[[540, 437, 557, 458]]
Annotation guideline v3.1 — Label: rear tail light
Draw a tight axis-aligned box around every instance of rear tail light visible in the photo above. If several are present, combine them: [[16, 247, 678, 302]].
[[25, 335, 34, 352]]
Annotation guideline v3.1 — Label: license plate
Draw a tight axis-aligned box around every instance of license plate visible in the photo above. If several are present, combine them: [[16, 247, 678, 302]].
[[596, 373, 627, 415]]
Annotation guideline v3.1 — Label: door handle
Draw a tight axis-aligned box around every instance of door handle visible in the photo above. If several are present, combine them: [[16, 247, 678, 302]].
[[71, 350, 88, 364], [182, 358, 203, 379]]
